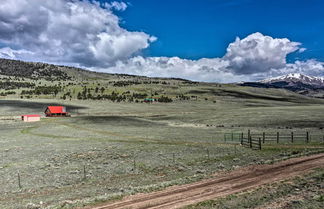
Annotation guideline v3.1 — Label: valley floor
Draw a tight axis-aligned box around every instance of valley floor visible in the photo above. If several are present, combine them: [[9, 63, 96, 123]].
[[0, 99, 324, 208]]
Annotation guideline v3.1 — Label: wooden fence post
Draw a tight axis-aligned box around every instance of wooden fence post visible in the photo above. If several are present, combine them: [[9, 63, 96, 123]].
[[172, 153, 175, 164], [241, 132, 244, 145], [259, 138, 262, 150], [306, 132, 309, 143], [18, 172, 22, 189], [248, 130, 251, 143], [231, 132, 234, 141], [83, 165, 86, 180], [262, 132, 265, 143], [249, 135, 252, 148], [277, 132, 279, 143], [291, 132, 294, 143]]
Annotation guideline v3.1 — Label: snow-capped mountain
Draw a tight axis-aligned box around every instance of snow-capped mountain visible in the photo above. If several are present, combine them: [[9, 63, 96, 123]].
[[261, 73, 324, 87], [241, 73, 324, 98]]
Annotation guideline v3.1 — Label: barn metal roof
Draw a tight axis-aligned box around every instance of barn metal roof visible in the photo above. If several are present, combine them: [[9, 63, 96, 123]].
[[46, 106, 66, 113]]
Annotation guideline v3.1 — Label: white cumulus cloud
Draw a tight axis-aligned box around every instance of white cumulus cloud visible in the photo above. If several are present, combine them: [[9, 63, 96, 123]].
[[92, 32, 323, 83], [105, 1, 128, 11], [0, 0, 155, 67], [92, 56, 250, 83], [273, 59, 324, 77], [223, 32, 301, 74], [0, 47, 34, 59]]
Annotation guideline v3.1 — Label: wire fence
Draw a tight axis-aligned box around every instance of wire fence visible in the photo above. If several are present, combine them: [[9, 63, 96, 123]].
[[225, 130, 324, 144], [0, 145, 245, 193], [1, 131, 323, 194]]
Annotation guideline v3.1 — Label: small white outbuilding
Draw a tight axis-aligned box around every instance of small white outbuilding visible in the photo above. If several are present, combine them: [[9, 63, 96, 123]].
[[21, 114, 41, 122]]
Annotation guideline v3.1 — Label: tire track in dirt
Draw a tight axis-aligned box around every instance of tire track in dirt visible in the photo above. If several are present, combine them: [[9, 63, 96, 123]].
[[85, 153, 324, 209]]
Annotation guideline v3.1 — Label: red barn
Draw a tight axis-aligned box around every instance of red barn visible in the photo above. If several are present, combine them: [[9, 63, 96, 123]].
[[45, 106, 69, 117]]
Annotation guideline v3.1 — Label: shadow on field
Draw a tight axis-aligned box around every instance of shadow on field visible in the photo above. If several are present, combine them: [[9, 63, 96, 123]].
[[268, 120, 324, 128], [213, 89, 291, 101], [188, 88, 321, 104], [188, 89, 289, 101], [76, 116, 162, 127], [0, 100, 87, 112]]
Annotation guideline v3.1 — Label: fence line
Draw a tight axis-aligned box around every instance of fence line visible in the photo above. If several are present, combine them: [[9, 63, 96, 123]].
[[241, 136, 261, 150], [0, 145, 244, 192], [224, 130, 324, 144]]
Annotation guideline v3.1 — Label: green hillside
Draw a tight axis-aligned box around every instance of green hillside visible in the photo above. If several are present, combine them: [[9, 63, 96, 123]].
[[0, 58, 322, 106]]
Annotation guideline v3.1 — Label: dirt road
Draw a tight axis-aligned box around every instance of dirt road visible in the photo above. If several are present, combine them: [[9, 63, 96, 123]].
[[86, 153, 324, 209]]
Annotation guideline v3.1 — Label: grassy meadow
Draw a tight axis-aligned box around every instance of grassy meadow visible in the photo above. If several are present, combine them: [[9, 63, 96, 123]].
[[0, 93, 323, 208]]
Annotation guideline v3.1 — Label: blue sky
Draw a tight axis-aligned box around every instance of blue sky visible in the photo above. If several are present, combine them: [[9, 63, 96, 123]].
[[116, 0, 324, 61], [0, 0, 324, 82]]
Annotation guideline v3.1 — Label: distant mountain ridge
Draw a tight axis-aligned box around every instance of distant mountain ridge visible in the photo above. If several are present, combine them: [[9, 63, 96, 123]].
[[240, 73, 324, 98], [260, 73, 324, 87]]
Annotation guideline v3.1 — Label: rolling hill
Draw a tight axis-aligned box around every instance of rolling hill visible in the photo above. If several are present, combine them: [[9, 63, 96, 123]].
[[0, 58, 323, 105]]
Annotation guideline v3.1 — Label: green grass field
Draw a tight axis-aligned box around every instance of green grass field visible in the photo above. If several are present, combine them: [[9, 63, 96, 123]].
[[0, 95, 323, 208]]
